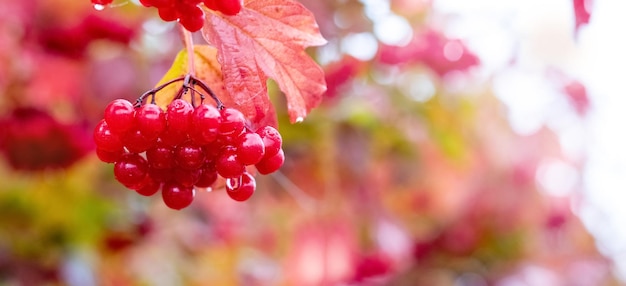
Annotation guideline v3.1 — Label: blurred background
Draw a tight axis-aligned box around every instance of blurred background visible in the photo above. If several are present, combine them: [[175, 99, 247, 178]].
[[0, 0, 624, 285]]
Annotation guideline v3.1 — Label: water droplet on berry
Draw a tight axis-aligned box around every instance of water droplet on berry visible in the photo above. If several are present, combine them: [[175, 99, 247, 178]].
[[226, 176, 241, 190]]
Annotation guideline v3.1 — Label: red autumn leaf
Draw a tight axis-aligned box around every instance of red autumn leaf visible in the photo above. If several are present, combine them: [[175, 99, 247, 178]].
[[378, 29, 479, 77], [573, 0, 592, 35], [202, 0, 327, 124]]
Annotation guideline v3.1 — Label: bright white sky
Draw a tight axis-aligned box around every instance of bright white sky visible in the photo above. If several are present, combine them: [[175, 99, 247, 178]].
[[435, 0, 626, 282], [347, 0, 626, 282]]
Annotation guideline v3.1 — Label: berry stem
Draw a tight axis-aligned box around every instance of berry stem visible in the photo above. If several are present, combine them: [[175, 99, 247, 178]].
[[190, 75, 224, 109], [134, 77, 186, 107], [181, 27, 196, 77]]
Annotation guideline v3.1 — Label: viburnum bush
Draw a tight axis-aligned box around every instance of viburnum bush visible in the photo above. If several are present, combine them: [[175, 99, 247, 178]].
[[91, 0, 326, 209]]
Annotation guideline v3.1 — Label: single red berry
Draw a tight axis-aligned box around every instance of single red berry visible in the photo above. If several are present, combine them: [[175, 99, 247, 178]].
[[219, 107, 246, 137], [94, 119, 124, 152], [195, 165, 218, 188], [174, 168, 201, 187], [175, 141, 205, 170], [216, 146, 245, 178], [162, 182, 195, 210], [149, 0, 173, 8], [166, 99, 194, 133], [158, 6, 179, 22], [136, 104, 166, 139], [255, 148, 284, 175], [257, 125, 282, 158], [121, 127, 155, 153], [133, 176, 161, 196], [203, 0, 219, 10], [226, 172, 255, 201], [96, 147, 124, 163], [104, 99, 135, 134], [114, 153, 149, 188], [92, 0, 114, 5], [178, 5, 205, 32], [217, 0, 243, 16], [159, 127, 188, 148], [236, 132, 265, 165], [190, 104, 221, 145], [146, 143, 175, 169]]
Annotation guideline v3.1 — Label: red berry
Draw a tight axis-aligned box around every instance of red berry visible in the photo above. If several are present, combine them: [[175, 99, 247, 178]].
[[94, 119, 124, 152], [175, 141, 205, 169], [121, 127, 155, 153], [104, 99, 135, 133], [159, 127, 188, 148], [133, 176, 161, 196], [149, 167, 174, 183], [96, 147, 124, 163], [190, 104, 221, 145], [162, 183, 195, 210], [216, 146, 245, 178], [219, 107, 246, 137], [174, 168, 201, 187], [92, 0, 114, 5], [203, 0, 219, 10], [236, 132, 265, 165], [158, 6, 179, 22], [166, 99, 194, 133], [178, 5, 205, 32], [146, 143, 175, 169], [136, 104, 166, 139], [217, 0, 243, 16], [226, 172, 255, 201], [257, 125, 282, 158], [255, 148, 284, 175], [195, 165, 218, 188], [114, 153, 149, 188]]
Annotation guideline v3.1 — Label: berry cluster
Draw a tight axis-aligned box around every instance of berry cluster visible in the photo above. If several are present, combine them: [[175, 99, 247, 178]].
[[133, 0, 243, 32], [0, 107, 93, 171], [93, 75, 284, 210]]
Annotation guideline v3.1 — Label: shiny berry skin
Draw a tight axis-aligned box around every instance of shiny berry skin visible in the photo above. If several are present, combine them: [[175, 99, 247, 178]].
[[146, 143, 175, 169], [236, 132, 265, 165], [158, 6, 179, 22], [92, 0, 114, 5], [121, 127, 154, 153], [190, 104, 221, 145], [203, 0, 219, 10], [114, 153, 149, 188], [94, 119, 124, 152], [135, 103, 166, 139], [216, 146, 245, 178], [217, 0, 243, 16], [96, 147, 124, 163], [166, 99, 194, 133], [178, 5, 205, 32], [255, 149, 284, 175], [195, 165, 218, 188], [159, 127, 188, 148], [256, 126, 282, 158], [219, 107, 246, 137], [133, 176, 161, 196], [162, 183, 195, 210], [104, 99, 135, 133], [226, 172, 255, 202], [175, 141, 205, 170], [174, 168, 200, 187]]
